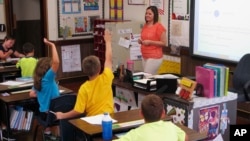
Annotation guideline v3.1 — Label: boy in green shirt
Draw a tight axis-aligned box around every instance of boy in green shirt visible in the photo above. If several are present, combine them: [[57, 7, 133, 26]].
[[16, 42, 37, 77], [114, 94, 188, 141]]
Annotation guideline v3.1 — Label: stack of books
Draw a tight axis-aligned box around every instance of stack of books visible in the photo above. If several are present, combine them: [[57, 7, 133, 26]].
[[9, 106, 34, 131], [195, 63, 229, 98]]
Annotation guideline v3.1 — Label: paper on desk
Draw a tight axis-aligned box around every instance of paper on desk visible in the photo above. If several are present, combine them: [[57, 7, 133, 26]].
[[81, 114, 117, 125], [0, 80, 27, 86], [6, 58, 20, 62]]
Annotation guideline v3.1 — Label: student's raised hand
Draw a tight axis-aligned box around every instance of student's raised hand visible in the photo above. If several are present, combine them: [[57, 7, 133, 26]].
[[43, 38, 54, 46], [104, 29, 111, 43]]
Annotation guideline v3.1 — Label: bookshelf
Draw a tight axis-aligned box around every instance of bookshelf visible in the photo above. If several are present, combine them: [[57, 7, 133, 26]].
[[9, 106, 34, 131]]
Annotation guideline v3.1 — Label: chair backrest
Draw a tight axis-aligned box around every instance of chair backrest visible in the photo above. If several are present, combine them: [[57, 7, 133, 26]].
[[46, 94, 76, 126], [232, 54, 250, 92]]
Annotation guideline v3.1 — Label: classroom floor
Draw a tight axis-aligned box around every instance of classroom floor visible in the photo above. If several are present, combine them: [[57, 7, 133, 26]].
[[9, 78, 250, 141]]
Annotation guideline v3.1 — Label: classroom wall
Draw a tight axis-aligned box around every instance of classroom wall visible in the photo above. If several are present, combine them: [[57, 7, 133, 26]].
[[0, 1, 6, 39], [13, 0, 40, 21], [0, 0, 40, 39], [47, 0, 169, 40]]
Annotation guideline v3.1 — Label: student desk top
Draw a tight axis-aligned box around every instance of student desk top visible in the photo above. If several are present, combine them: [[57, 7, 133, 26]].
[[69, 109, 207, 141], [0, 66, 19, 73], [0, 85, 74, 139], [0, 66, 20, 82], [0, 81, 32, 93], [0, 85, 73, 103]]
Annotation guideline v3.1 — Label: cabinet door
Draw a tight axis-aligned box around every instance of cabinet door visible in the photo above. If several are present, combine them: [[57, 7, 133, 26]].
[[163, 97, 190, 126]]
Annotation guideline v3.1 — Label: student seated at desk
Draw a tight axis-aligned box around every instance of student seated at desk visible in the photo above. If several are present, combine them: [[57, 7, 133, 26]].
[[55, 29, 113, 118], [0, 35, 24, 60], [16, 42, 38, 77], [113, 94, 188, 141], [55, 29, 113, 140], [29, 38, 60, 137]]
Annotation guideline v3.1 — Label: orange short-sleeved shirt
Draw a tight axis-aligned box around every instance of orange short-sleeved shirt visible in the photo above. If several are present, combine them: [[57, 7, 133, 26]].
[[141, 23, 166, 59]]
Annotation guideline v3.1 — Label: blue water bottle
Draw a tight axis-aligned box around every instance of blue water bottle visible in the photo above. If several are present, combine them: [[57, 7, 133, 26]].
[[102, 112, 112, 141]]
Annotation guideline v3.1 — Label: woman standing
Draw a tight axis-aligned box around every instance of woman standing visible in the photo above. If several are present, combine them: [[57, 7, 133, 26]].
[[138, 6, 167, 75]]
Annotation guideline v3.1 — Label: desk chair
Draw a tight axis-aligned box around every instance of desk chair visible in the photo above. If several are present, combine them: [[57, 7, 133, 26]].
[[33, 94, 76, 141], [231, 53, 250, 102]]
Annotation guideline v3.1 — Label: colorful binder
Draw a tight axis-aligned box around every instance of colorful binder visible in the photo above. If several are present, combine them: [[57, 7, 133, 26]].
[[204, 63, 224, 97], [204, 63, 229, 96], [203, 65, 220, 97], [195, 66, 215, 98]]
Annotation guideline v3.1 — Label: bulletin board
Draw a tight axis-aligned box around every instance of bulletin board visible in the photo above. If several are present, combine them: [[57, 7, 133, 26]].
[[169, 0, 190, 47], [57, 0, 104, 39]]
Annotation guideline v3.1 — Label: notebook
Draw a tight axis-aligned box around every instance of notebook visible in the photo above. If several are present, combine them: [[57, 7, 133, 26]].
[[203, 65, 220, 97], [203, 63, 229, 96], [195, 66, 215, 98]]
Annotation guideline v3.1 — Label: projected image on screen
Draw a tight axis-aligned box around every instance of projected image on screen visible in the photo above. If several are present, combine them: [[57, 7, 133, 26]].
[[190, 0, 250, 63]]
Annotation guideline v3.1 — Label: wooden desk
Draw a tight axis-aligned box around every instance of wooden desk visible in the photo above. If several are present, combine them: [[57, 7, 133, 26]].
[[69, 109, 161, 136], [69, 109, 206, 141], [112, 78, 237, 141], [0, 82, 33, 93], [112, 78, 194, 125], [0, 85, 73, 139], [0, 66, 20, 82], [177, 124, 207, 141]]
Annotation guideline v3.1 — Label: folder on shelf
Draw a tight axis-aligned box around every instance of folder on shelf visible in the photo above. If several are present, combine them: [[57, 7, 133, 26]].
[[224, 67, 229, 96], [204, 63, 229, 96], [203, 64, 220, 97], [195, 66, 215, 98]]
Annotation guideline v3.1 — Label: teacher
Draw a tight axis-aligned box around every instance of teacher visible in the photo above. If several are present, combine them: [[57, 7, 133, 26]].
[[138, 6, 167, 75]]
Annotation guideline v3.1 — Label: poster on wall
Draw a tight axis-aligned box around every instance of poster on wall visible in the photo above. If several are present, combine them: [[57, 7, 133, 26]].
[[110, 0, 123, 20], [83, 0, 99, 10], [199, 105, 220, 140], [58, 0, 103, 39], [62, 0, 81, 14], [150, 0, 165, 15], [61, 44, 81, 72], [169, 0, 190, 47], [75, 16, 88, 34]]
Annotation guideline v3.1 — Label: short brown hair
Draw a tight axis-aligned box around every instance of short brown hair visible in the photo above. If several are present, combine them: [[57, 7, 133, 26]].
[[141, 94, 164, 122], [82, 55, 101, 77], [22, 42, 34, 55]]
